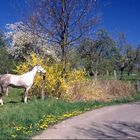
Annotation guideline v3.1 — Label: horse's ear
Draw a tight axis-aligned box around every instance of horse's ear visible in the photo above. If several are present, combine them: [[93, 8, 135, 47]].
[[28, 65, 33, 71], [36, 64, 40, 67]]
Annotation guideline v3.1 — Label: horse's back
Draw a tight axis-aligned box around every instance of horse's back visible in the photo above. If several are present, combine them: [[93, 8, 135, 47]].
[[0, 74, 11, 84]]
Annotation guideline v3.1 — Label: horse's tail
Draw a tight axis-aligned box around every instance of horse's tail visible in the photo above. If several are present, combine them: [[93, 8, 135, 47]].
[[0, 75, 2, 82]]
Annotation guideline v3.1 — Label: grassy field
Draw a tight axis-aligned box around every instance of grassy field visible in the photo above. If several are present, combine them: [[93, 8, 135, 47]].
[[0, 87, 140, 139], [98, 72, 140, 82]]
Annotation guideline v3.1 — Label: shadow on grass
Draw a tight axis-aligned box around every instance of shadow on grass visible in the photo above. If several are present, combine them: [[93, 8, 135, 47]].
[[6, 100, 22, 104], [74, 121, 140, 139]]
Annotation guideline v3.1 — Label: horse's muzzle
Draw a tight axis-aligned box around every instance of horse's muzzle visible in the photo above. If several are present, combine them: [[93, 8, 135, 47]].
[[42, 70, 46, 74]]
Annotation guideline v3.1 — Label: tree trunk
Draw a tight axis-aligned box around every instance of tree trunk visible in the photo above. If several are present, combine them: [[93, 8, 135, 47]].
[[61, 45, 67, 77], [94, 70, 98, 80], [127, 65, 133, 76], [120, 67, 124, 80], [61, 0, 67, 78]]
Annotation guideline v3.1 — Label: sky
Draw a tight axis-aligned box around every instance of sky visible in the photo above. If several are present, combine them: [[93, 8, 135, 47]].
[[99, 0, 140, 46], [0, 0, 140, 46]]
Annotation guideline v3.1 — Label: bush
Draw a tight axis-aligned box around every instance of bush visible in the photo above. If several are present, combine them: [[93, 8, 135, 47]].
[[67, 80, 135, 101], [14, 52, 86, 99], [14, 53, 135, 102]]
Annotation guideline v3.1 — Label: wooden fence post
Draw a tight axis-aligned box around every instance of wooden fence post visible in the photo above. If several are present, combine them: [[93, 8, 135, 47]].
[[41, 75, 45, 100], [114, 70, 117, 80], [137, 80, 140, 92]]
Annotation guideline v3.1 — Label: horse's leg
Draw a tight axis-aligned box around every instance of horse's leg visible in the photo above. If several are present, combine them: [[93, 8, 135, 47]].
[[24, 87, 30, 103], [5, 88, 8, 96], [0, 86, 3, 105], [2, 86, 8, 96], [0, 96, 3, 105], [0, 86, 8, 105], [0, 88, 3, 105]]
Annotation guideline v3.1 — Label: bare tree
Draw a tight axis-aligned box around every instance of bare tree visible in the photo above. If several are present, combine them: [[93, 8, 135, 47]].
[[28, 0, 98, 76], [126, 44, 140, 75], [115, 33, 140, 79], [115, 32, 128, 79], [78, 29, 115, 77]]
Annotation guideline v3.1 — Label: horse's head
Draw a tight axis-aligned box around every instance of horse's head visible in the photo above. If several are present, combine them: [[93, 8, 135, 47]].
[[36, 65, 46, 74]]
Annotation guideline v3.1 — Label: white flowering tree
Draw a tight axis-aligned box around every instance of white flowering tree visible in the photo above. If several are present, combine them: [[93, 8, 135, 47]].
[[5, 22, 60, 61]]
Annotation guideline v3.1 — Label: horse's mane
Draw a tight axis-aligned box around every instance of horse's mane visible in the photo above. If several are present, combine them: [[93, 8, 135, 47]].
[[28, 65, 37, 72], [28, 67, 34, 71], [27, 65, 39, 73]]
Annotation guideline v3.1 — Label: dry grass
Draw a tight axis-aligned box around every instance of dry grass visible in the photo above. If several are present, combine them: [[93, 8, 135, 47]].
[[66, 80, 135, 102]]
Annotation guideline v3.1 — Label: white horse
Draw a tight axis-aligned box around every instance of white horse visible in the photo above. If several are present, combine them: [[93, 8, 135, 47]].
[[0, 65, 46, 105]]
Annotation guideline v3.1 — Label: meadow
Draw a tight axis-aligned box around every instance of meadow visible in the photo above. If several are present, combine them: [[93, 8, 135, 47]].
[[0, 84, 140, 139], [0, 65, 139, 139]]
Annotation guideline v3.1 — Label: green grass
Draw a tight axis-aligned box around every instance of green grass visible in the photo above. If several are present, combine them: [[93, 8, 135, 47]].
[[121, 73, 140, 82], [0, 88, 140, 139], [98, 72, 140, 82]]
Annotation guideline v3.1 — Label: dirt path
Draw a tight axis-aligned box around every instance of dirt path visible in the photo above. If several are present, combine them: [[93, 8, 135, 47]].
[[33, 103, 140, 139]]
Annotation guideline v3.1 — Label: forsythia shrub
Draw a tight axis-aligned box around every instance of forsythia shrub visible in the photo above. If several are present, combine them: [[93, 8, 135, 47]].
[[14, 52, 86, 99]]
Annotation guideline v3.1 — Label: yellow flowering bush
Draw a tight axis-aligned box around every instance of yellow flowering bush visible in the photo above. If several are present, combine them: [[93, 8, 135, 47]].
[[14, 52, 86, 98], [67, 68, 86, 83]]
